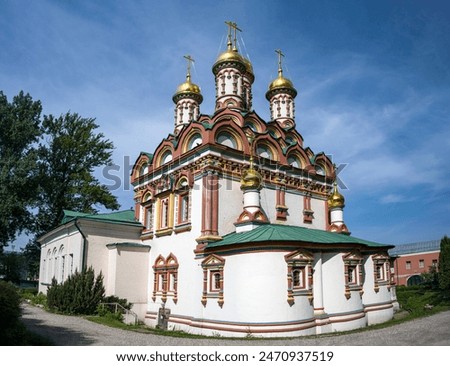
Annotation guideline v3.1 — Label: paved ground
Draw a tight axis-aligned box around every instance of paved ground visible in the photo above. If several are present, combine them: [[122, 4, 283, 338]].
[[21, 303, 450, 346]]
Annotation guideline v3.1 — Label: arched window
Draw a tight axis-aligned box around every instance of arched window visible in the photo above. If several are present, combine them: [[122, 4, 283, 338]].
[[175, 177, 190, 226], [256, 143, 273, 160], [52, 248, 58, 281], [187, 133, 202, 151], [141, 192, 154, 232], [244, 121, 257, 132], [59, 245, 65, 282], [152, 254, 179, 304], [285, 136, 297, 146], [46, 249, 52, 283], [216, 131, 237, 149], [287, 155, 301, 168], [161, 151, 173, 165], [315, 165, 326, 176], [140, 164, 149, 176]]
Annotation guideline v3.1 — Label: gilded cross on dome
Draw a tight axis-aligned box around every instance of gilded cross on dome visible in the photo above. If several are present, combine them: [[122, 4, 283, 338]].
[[183, 55, 195, 81], [225, 21, 242, 50], [275, 49, 285, 76]]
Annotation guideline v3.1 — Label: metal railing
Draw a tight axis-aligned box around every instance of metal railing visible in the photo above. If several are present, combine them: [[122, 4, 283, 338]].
[[99, 302, 138, 325]]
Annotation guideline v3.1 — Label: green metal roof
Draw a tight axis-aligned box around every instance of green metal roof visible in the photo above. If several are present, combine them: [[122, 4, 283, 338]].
[[207, 224, 393, 249], [62, 209, 143, 227]]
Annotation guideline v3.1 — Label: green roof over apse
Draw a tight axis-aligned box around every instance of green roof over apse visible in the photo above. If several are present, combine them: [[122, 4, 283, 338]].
[[207, 224, 394, 249], [61, 209, 143, 227]]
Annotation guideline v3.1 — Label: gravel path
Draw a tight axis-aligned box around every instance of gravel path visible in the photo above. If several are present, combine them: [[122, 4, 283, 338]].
[[21, 303, 450, 346]]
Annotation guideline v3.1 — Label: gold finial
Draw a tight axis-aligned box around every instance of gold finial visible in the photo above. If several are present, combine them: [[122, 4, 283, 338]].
[[328, 181, 345, 208], [240, 134, 262, 190], [225, 21, 242, 51], [275, 49, 285, 77], [183, 55, 194, 82]]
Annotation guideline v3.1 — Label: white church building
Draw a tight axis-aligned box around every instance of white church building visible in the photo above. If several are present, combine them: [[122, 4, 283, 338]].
[[39, 24, 396, 337]]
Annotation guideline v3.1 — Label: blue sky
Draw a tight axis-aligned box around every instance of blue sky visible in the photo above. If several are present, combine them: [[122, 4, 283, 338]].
[[1, 0, 449, 247]]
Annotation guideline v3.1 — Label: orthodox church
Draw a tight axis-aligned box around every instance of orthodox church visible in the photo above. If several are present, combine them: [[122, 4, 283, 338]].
[[38, 23, 396, 337]]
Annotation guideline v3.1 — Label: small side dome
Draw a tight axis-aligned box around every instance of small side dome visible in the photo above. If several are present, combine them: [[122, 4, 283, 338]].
[[172, 75, 203, 103], [266, 73, 297, 100], [328, 182, 345, 208], [175, 79, 201, 95], [241, 158, 262, 190]]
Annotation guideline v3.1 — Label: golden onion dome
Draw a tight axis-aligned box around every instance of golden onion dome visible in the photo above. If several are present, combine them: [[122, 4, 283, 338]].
[[266, 70, 297, 99], [213, 38, 247, 75], [240, 158, 262, 190], [175, 78, 201, 95], [215, 48, 245, 65], [328, 182, 345, 208], [269, 74, 294, 90], [172, 74, 203, 103]]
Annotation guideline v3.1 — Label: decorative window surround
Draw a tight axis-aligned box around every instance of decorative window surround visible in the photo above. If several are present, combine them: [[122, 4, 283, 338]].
[[343, 251, 364, 299], [372, 253, 390, 293], [276, 185, 288, 221], [303, 194, 314, 223], [155, 194, 174, 237], [201, 254, 225, 308], [285, 250, 314, 306], [152, 254, 179, 304]]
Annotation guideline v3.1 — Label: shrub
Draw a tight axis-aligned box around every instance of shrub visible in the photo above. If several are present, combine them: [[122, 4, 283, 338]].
[[0, 281, 21, 328], [102, 295, 132, 310], [0, 281, 23, 345], [439, 236, 450, 291], [46, 267, 105, 315]]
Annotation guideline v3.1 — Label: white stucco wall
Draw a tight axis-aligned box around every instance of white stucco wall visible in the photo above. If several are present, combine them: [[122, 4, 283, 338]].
[[38, 225, 83, 294], [321, 252, 366, 331], [218, 177, 243, 236], [362, 255, 394, 324], [107, 245, 150, 319]]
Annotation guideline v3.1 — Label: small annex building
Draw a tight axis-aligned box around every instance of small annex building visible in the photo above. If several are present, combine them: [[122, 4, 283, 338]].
[[38, 23, 397, 337], [38, 210, 150, 319], [389, 240, 440, 286]]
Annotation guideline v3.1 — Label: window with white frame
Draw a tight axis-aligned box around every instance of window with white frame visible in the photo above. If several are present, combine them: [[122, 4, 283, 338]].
[[343, 251, 364, 299], [372, 253, 390, 293], [152, 254, 179, 304], [285, 250, 314, 306], [292, 267, 305, 289], [201, 254, 225, 307], [160, 197, 170, 229]]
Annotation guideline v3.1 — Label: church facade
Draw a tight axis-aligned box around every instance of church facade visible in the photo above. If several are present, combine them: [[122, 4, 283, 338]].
[[39, 24, 396, 337]]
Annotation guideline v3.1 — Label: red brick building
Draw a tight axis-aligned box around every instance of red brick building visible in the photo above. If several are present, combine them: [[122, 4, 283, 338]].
[[389, 240, 440, 286]]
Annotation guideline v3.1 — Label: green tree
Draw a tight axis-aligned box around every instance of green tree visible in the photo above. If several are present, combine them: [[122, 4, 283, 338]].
[[0, 91, 42, 252], [24, 112, 120, 271], [0, 251, 25, 285], [438, 236, 450, 291], [33, 112, 120, 237]]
